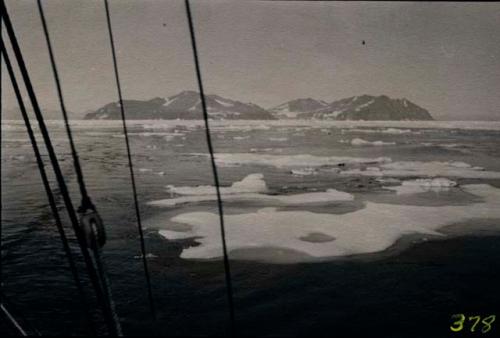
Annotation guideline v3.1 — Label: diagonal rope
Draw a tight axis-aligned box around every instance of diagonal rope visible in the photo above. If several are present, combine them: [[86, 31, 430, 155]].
[[103, 0, 156, 318], [0, 12, 3, 313], [1, 303, 29, 336], [184, 0, 236, 335], [0, 39, 96, 335], [35, 2, 123, 334], [36, 0, 94, 212], [0, 1, 119, 334], [1, 291, 41, 336]]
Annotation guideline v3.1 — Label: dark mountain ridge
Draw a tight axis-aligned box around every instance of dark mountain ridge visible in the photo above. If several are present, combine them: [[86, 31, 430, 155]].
[[85, 92, 433, 120], [272, 95, 433, 120], [84, 91, 275, 120]]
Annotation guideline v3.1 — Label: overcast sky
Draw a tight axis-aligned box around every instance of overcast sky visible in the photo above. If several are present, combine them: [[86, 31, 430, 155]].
[[2, 0, 500, 120]]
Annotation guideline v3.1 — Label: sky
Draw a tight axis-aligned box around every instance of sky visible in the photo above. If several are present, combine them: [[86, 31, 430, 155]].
[[2, 0, 500, 120]]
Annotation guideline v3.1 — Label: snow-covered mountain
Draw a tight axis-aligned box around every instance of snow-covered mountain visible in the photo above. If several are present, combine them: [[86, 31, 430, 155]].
[[85, 91, 275, 120], [85, 92, 432, 121], [296, 95, 433, 120], [269, 98, 328, 119]]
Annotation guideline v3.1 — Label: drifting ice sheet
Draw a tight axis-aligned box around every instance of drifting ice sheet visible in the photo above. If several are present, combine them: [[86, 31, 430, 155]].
[[159, 184, 500, 262], [387, 178, 458, 195], [165, 173, 268, 195], [149, 173, 353, 206], [149, 190, 354, 207]]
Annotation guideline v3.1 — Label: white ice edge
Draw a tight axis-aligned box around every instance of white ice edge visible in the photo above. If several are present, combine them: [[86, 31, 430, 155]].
[[350, 138, 396, 146], [149, 190, 354, 207], [158, 184, 500, 262], [386, 177, 458, 195], [149, 173, 353, 206]]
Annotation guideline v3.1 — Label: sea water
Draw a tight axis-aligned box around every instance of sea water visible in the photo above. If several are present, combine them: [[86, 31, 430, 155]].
[[2, 120, 500, 336]]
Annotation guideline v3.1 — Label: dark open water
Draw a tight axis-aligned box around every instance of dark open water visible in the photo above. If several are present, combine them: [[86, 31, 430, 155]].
[[2, 120, 500, 336]]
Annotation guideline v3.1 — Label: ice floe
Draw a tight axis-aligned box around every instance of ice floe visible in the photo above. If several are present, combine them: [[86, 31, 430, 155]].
[[159, 184, 500, 262], [200, 153, 391, 168], [386, 178, 457, 195], [376, 177, 401, 184], [291, 168, 317, 176], [150, 189, 353, 207], [341, 160, 498, 179], [250, 148, 283, 153], [350, 138, 396, 146], [269, 137, 288, 142], [381, 128, 415, 134], [346, 127, 416, 134], [128, 132, 185, 137], [149, 173, 353, 207], [165, 173, 268, 195]]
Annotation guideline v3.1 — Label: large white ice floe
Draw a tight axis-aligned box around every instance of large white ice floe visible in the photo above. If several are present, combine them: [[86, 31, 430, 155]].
[[165, 173, 268, 195], [149, 173, 353, 206], [386, 178, 458, 195], [158, 184, 500, 262], [149, 189, 354, 207]]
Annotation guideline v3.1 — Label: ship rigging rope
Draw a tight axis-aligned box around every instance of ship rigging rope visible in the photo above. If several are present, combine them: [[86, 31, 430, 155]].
[[103, 0, 156, 318], [3, 0, 238, 335], [38, 0, 123, 334], [0, 0, 120, 334], [0, 303, 28, 336], [184, 0, 236, 335], [0, 10, 3, 317], [0, 291, 41, 336], [36, 0, 94, 212], [0, 38, 96, 336]]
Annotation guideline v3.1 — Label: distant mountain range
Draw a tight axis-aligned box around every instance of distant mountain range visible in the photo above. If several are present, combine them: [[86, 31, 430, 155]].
[[84, 90, 274, 120], [84, 91, 433, 120], [270, 95, 433, 121], [270, 98, 329, 119]]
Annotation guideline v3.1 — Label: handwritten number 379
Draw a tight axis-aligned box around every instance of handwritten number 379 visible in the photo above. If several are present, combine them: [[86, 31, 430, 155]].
[[450, 314, 496, 333]]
